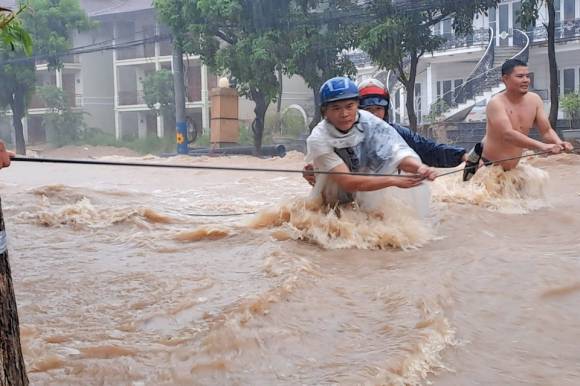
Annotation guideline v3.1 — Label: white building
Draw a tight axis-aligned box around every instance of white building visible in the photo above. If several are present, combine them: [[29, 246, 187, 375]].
[[351, 0, 580, 124], [0, 0, 314, 144]]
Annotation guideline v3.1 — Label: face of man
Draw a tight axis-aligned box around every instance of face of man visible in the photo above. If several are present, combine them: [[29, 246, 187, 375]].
[[324, 99, 359, 131], [362, 105, 386, 120], [503, 65, 530, 95]]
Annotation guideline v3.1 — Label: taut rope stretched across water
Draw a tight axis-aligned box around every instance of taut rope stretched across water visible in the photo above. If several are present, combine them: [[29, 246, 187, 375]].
[[12, 149, 574, 179], [11, 149, 577, 217]]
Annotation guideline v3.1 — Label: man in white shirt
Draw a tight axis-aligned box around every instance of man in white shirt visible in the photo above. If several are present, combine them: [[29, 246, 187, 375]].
[[305, 77, 437, 208]]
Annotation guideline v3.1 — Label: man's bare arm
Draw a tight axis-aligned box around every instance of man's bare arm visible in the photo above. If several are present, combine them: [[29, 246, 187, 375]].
[[487, 98, 552, 151]]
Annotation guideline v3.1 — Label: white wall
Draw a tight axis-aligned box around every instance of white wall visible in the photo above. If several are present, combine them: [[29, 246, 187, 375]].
[[415, 61, 477, 116], [529, 45, 580, 93], [473, 12, 487, 29], [72, 22, 116, 135], [236, 73, 314, 122], [138, 111, 147, 138], [278, 74, 314, 116], [118, 67, 137, 92], [120, 111, 139, 139]]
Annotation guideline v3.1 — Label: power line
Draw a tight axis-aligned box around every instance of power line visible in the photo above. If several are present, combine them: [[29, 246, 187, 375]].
[[0, 33, 173, 65], [63, 24, 162, 55], [0, 0, 487, 66]]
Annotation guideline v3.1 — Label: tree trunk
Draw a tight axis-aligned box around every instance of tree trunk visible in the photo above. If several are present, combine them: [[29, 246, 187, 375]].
[[546, 2, 559, 131], [8, 98, 26, 156], [0, 199, 29, 386], [309, 89, 322, 132], [251, 89, 269, 157], [405, 55, 419, 131]]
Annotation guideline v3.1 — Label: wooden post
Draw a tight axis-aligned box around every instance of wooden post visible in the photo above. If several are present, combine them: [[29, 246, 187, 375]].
[[0, 199, 29, 386], [209, 86, 239, 148]]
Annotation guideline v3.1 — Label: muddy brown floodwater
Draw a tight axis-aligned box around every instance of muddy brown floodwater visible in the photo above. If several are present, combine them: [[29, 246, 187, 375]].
[[1, 151, 579, 385]]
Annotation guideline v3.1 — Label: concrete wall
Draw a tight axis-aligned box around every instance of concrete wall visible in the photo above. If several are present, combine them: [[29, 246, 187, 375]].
[[415, 61, 478, 118], [278, 74, 314, 116], [120, 111, 139, 139], [529, 47, 580, 92], [72, 23, 116, 135], [236, 73, 314, 122]]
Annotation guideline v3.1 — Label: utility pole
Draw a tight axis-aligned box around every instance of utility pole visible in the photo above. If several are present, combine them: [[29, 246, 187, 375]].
[[0, 199, 29, 386], [172, 43, 188, 154]]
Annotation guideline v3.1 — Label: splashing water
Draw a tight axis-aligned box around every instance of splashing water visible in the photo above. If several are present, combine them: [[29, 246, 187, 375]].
[[246, 194, 434, 250], [431, 161, 550, 214]]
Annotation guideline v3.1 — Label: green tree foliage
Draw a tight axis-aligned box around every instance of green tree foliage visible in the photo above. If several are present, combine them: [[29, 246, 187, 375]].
[[0, 5, 32, 55], [560, 90, 580, 128], [155, 0, 292, 155], [0, 0, 93, 155], [360, 0, 500, 130], [283, 0, 359, 131], [37, 85, 89, 146], [141, 69, 176, 127]]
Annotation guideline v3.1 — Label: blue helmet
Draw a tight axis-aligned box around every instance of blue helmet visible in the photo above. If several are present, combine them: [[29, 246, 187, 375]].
[[318, 77, 359, 106]]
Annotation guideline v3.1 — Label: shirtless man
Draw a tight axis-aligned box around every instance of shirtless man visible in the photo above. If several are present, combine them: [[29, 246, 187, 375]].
[[463, 59, 573, 180]]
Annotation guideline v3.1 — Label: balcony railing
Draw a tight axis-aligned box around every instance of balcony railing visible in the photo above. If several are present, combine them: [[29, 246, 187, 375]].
[[30, 94, 45, 109], [528, 18, 580, 43], [118, 91, 146, 106], [29, 93, 83, 109], [159, 40, 173, 56], [433, 28, 491, 51], [116, 43, 157, 61], [345, 50, 372, 67], [36, 55, 80, 65], [63, 55, 80, 64], [345, 27, 490, 69]]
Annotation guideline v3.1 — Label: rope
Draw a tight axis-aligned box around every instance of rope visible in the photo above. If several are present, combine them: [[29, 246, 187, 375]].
[[10, 156, 424, 178], [185, 212, 258, 217], [11, 149, 577, 217], [12, 149, 576, 179], [436, 149, 556, 178]]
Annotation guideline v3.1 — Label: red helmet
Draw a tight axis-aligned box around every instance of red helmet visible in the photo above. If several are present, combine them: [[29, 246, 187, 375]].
[[358, 79, 390, 111], [358, 79, 389, 99]]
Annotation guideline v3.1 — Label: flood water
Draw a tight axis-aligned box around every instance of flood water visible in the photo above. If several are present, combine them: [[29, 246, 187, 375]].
[[1, 151, 579, 385]]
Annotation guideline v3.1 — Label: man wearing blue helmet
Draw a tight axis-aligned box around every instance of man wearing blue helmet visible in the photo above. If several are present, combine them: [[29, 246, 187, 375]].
[[305, 77, 437, 207], [304, 79, 468, 187]]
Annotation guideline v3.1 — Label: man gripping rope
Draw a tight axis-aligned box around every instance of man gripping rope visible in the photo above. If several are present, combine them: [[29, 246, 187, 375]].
[[463, 59, 574, 181], [304, 77, 437, 208], [304, 78, 468, 186]]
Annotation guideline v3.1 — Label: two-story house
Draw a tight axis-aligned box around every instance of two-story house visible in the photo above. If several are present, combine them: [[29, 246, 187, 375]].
[[351, 0, 580, 125], [1, 0, 314, 145]]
